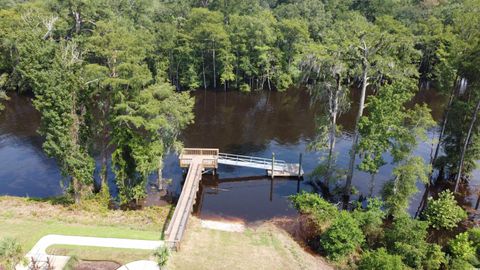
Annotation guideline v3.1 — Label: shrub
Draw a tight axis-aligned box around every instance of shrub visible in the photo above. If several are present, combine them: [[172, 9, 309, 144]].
[[0, 237, 24, 269], [353, 198, 385, 248], [385, 215, 429, 268], [358, 248, 406, 270], [423, 244, 446, 270], [319, 211, 364, 261], [239, 83, 251, 93], [467, 227, 480, 257], [423, 190, 467, 230], [153, 245, 170, 267], [448, 232, 476, 262], [290, 192, 338, 230], [448, 258, 474, 270]]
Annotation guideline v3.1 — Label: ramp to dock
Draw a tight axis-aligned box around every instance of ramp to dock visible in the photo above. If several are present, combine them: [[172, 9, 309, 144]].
[[164, 148, 303, 249]]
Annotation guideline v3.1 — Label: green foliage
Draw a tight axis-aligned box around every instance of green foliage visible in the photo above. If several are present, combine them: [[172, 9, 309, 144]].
[[239, 83, 251, 93], [353, 198, 385, 248], [0, 237, 24, 269], [358, 248, 406, 270], [319, 211, 364, 261], [467, 227, 480, 256], [424, 243, 447, 270], [423, 190, 467, 230], [385, 215, 430, 269], [289, 192, 338, 230], [383, 156, 431, 217], [112, 82, 194, 204], [153, 246, 169, 267], [448, 258, 475, 270], [448, 232, 476, 262]]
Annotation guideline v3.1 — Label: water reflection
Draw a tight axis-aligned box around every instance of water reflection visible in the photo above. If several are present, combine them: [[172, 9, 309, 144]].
[[0, 88, 478, 222]]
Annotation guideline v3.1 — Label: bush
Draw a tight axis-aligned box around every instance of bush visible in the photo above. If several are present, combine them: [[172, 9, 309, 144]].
[[319, 211, 364, 261], [290, 192, 338, 230], [448, 232, 476, 262], [353, 198, 385, 248], [153, 245, 170, 267], [385, 215, 429, 268], [239, 83, 251, 93], [0, 237, 24, 269], [423, 244, 446, 270], [423, 190, 467, 230], [448, 258, 474, 270], [358, 248, 406, 270], [467, 227, 480, 256]]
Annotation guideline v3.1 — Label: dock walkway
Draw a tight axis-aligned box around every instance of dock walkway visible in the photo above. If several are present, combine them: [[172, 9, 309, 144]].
[[164, 148, 303, 249]]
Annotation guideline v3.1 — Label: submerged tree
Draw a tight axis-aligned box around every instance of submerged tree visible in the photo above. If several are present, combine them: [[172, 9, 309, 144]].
[[341, 14, 420, 197], [112, 82, 194, 204], [357, 81, 435, 196], [301, 43, 349, 188]]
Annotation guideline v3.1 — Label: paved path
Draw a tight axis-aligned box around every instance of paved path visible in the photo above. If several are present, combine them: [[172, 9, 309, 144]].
[[17, 234, 163, 270]]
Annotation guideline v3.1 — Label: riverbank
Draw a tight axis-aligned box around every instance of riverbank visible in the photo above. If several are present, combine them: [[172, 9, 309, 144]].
[[0, 196, 331, 269], [0, 196, 168, 249], [168, 217, 332, 270]]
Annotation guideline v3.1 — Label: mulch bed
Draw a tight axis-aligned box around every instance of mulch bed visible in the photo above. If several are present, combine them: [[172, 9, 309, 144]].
[[74, 260, 121, 270]]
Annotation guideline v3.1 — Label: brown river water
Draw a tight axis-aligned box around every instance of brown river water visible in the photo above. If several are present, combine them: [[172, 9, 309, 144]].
[[0, 88, 478, 222]]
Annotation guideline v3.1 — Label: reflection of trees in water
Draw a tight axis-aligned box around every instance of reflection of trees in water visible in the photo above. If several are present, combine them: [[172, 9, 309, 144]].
[[183, 89, 321, 150]]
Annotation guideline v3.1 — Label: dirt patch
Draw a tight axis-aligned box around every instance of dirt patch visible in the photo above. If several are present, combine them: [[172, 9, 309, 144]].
[[74, 260, 121, 270]]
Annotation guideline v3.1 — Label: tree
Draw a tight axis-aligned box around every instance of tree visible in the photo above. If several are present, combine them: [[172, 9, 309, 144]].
[[358, 248, 407, 270], [319, 211, 364, 261], [385, 215, 430, 269], [422, 190, 467, 230], [383, 157, 430, 217], [301, 43, 349, 187], [341, 14, 420, 197], [357, 81, 435, 195], [85, 18, 153, 200], [32, 42, 95, 203], [112, 82, 194, 204], [448, 232, 476, 263]]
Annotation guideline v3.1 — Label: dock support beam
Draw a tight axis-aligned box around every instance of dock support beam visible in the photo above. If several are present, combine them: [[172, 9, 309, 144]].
[[298, 153, 303, 178], [271, 152, 275, 179]]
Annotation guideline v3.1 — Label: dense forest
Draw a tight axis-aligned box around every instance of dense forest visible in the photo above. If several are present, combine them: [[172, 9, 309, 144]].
[[1, 0, 480, 268]]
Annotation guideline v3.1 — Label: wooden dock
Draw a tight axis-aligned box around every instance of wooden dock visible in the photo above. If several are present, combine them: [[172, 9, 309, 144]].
[[164, 148, 303, 250]]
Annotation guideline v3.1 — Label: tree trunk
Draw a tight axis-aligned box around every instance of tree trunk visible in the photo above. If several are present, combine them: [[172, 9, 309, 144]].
[[202, 52, 207, 90], [454, 98, 480, 192], [212, 42, 217, 89], [73, 177, 81, 204], [345, 63, 369, 197], [74, 11, 81, 34], [325, 75, 340, 186], [157, 158, 163, 190], [430, 75, 458, 183]]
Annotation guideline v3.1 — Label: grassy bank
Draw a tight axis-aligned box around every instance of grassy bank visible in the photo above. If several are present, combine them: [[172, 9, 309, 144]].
[[46, 245, 153, 265], [0, 196, 170, 250], [168, 218, 332, 270]]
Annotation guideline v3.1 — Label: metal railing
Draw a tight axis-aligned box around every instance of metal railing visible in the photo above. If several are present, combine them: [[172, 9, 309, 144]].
[[218, 152, 287, 168]]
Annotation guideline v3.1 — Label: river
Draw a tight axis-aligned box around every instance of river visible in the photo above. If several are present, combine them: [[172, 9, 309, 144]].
[[0, 89, 478, 222]]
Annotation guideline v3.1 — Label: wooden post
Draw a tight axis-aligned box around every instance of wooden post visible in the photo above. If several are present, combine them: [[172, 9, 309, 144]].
[[271, 152, 275, 179], [298, 153, 303, 178]]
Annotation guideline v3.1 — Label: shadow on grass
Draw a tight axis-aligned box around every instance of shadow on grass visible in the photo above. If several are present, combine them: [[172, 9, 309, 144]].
[[27, 196, 74, 206], [160, 202, 176, 240]]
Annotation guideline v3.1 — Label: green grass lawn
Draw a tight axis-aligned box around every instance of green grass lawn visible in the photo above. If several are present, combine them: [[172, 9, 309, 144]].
[[0, 219, 161, 250], [46, 245, 154, 265]]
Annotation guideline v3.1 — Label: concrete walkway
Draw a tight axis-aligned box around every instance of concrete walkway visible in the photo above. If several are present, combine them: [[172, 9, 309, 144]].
[[17, 234, 163, 270]]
